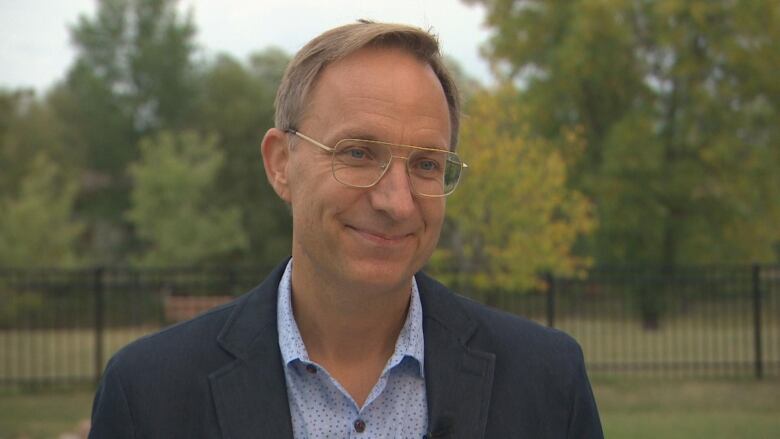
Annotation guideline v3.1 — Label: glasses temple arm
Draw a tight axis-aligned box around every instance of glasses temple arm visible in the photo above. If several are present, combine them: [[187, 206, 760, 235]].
[[285, 129, 336, 152]]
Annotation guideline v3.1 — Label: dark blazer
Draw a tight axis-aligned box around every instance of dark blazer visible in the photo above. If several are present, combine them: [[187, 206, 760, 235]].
[[89, 260, 603, 438]]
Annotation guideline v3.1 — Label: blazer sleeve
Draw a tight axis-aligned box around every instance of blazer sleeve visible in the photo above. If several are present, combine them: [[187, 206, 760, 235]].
[[89, 358, 136, 439], [566, 344, 604, 439]]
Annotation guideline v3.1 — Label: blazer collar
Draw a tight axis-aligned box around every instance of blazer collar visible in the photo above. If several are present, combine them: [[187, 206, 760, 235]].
[[417, 272, 496, 439], [208, 261, 495, 439], [210, 259, 294, 439]]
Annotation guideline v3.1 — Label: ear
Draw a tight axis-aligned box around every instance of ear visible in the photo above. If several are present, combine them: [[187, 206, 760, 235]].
[[261, 128, 292, 203]]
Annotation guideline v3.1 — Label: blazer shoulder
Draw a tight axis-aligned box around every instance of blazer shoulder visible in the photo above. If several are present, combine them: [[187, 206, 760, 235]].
[[416, 272, 584, 368], [109, 296, 241, 374], [459, 293, 582, 354], [107, 260, 288, 376]]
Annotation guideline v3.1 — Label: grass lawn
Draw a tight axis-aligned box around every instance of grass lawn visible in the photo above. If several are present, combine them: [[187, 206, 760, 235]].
[[0, 389, 93, 439], [0, 378, 778, 438], [593, 377, 780, 438]]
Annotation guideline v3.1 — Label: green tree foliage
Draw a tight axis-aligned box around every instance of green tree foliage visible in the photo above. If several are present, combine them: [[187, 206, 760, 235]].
[[469, 0, 780, 266], [0, 89, 84, 267], [126, 131, 248, 266], [0, 154, 83, 267], [3, 3, 294, 268], [431, 87, 594, 291], [69, 0, 197, 132], [0, 89, 78, 197], [192, 49, 292, 266], [58, 0, 198, 260]]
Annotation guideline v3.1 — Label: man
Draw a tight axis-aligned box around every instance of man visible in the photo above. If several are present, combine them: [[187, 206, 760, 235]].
[[89, 21, 603, 438]]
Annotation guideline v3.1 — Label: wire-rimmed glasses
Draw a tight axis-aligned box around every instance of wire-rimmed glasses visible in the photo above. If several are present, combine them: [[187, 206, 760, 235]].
[[286, 130, 467, 197]]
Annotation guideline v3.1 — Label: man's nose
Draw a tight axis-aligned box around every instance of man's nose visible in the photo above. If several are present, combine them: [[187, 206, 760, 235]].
[[368, 157, 416, 220]]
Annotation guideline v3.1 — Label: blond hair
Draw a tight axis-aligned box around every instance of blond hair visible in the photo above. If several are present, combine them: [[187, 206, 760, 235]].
[[274, 20, 461, 149]]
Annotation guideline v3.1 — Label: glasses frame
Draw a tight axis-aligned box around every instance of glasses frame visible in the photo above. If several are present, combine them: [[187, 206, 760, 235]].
[[286, 129, 467, 198]]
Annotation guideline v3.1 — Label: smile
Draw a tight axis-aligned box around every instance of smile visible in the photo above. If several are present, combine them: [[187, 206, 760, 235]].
[[346, 225, 414, 246]]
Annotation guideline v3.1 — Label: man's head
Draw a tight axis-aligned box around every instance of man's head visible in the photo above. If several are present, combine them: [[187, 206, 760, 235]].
[[262, 21, 461, 293], [274, 20, 461, 149]]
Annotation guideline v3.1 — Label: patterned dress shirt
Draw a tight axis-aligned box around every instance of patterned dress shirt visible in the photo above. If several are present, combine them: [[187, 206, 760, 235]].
[[277, 260, 428, 438]]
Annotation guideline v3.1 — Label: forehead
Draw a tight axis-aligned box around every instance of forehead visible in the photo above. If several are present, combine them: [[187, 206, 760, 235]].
[[302, 47, 451, 148]]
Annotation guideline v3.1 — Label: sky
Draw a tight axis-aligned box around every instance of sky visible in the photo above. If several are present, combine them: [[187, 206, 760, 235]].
[[0, 0, 493, 94]]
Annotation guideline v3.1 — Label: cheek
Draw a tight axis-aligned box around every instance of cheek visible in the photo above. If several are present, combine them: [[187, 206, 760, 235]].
[[291, 177, 357, 233], [422, 201, 446, 238], [287, 160, 329, 209]]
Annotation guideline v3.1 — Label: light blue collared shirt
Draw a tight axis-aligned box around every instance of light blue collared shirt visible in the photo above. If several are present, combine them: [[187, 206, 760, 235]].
[[277, 260, 428, 438]]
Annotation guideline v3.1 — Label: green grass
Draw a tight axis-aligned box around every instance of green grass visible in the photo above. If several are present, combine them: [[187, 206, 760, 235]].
[[593, 377, 780, 438], [0, 389, 93, 439], [0, 379, 778, 439], [1, 318, 778, 438]]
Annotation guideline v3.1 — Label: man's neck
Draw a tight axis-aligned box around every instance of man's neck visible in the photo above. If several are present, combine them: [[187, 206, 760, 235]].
[[290, 263, 412, 362], [288, 257, 413, 406]]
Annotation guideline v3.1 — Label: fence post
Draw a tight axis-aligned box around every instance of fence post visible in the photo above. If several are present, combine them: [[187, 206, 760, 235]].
[[546, 273, 556, 328], [752, 264, 763, 379], [94, 267, 105, 385]]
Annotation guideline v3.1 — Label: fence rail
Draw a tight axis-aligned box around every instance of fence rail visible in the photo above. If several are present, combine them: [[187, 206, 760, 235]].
[[1, 264, 778, 388]]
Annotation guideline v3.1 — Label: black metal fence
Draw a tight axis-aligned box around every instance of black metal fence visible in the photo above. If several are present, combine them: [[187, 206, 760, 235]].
[[462, 265, 780, 379], [1, 264, 778, 388]]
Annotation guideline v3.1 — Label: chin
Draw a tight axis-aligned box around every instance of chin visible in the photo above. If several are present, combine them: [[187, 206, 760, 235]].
[[341, 258, 419, 291]]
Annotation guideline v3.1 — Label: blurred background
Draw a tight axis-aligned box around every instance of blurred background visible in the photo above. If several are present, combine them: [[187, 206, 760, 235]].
[[1, 0, 778, 438]]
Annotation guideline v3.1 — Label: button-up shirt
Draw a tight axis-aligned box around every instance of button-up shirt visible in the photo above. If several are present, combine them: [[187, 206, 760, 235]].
[[277, 260, 428, 438]]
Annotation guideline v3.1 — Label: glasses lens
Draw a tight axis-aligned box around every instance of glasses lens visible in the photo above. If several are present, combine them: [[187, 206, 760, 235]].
[[331, 139, 463, 196], [444, 154, 464, 193], [332, 140, 390, 187], [408, 150, 462, 196]]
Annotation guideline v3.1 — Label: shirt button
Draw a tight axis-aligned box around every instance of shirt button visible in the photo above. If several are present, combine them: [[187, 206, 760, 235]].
[[305, 364, 317, 374], [353, 419, 366, 433]]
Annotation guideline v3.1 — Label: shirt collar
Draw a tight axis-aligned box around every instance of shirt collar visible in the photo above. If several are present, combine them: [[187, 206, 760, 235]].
[[277, 260, 309, 365], [276, 259, 425, 377]]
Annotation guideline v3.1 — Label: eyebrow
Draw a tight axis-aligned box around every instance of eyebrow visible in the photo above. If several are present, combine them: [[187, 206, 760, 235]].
[[334, 131, 449, 151], [332, 129, 381, 143]]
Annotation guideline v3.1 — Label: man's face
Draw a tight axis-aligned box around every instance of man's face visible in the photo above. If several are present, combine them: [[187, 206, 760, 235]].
[[284, 47, 451, 293]]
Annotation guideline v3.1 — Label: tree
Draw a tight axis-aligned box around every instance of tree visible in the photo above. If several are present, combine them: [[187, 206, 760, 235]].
[[0, 88, 85, 266], [430, 87, 594, 293], [69, 0, 197, 132], [0, 89, 79, 199], [0, 154, 83, 267], [192, 49, 292, 267], [469, 0, 780, 267], [126, 130, 248, 266], [58, 0, 198, 261]]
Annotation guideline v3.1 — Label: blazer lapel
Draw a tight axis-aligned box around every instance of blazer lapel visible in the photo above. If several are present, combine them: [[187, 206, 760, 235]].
[[418, 273, 496, 439], [206, 263, 496, 438], [209, 261, 294, 439]]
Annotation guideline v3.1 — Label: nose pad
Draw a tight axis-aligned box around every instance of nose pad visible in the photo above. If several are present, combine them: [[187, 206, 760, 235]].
[[375, 156, 413, 193], [369, 157, 416, 219]]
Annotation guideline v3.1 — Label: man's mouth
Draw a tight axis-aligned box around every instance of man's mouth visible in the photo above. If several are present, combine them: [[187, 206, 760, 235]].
[[346, 225, 413, 245]]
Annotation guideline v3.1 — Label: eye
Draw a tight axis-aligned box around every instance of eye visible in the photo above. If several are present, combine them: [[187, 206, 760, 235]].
[[335, 142, 382, 166], [410, 152, 445, 175], [348, 148, 367, 159], [417, 159, 439, 171]]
